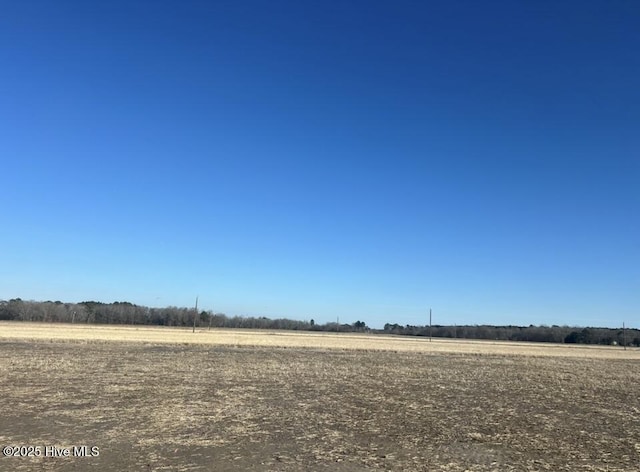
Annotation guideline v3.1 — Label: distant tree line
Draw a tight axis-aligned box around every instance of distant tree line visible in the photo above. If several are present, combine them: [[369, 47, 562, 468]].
[[0, 298, 637, 346], [0, 299, 369, 333], [382, 323, 640, 346]]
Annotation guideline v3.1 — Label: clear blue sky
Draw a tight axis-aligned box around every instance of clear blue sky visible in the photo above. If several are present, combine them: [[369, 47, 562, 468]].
[[1, 1, 638, 328]]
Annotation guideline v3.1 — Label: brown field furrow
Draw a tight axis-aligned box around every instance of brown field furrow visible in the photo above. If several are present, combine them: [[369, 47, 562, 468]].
[[0, 323, 638, 471]]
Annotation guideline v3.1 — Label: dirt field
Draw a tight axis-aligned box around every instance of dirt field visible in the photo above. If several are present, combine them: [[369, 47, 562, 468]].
[[0, 323, 638, 471]]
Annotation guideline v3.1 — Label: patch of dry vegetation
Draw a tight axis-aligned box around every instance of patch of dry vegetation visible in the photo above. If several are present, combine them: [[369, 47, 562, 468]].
[[1, 322, 638, 359], [0, 324, 638, 471]]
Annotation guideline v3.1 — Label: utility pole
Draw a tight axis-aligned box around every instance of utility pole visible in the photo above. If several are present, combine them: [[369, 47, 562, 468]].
[[622, 322, 626, 350], [429, 308, 432, 342], [208, 306, 212, 331], [193, 296, 198, 333]]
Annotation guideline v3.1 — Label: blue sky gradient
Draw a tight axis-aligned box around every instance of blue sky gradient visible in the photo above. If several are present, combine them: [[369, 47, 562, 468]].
[[1, 1, 638, 327]]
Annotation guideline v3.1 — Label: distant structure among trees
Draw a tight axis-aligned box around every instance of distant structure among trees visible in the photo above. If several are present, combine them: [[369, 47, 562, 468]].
[[0, 298, 637, 347]]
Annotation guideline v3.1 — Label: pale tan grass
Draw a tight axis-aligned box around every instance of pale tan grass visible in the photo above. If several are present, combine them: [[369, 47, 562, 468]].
[[0, 321, 637, 359], [1, 341, 638, 471]]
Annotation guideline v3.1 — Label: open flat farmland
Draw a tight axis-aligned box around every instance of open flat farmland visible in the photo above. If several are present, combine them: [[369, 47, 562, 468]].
[[0, 323, 638, 471]]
